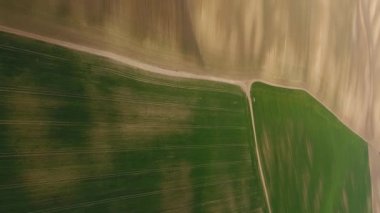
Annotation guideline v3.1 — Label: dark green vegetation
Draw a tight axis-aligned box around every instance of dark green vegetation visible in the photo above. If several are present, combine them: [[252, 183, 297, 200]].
[[251, 82, 372, 213], [0, 32, 267, 212]]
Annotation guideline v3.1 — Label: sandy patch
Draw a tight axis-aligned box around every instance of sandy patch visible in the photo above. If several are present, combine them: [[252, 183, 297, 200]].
[[22, 166, 80, 201], [160, 161, 192, 212]]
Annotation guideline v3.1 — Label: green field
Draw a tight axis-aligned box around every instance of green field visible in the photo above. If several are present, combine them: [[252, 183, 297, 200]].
[[0, 32, 267, 212], [0, 31, 373, 213], [251, 82, 372, 213]]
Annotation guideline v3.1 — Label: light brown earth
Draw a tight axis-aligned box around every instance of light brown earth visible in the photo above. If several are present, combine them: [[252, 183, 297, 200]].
[[0, 0, 378, 211]]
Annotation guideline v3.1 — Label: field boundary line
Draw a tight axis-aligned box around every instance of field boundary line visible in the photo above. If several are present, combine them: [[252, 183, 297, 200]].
[[0, 25, 370, 147], [241, 83, 273, 213], [0, 25, 240, 86]]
